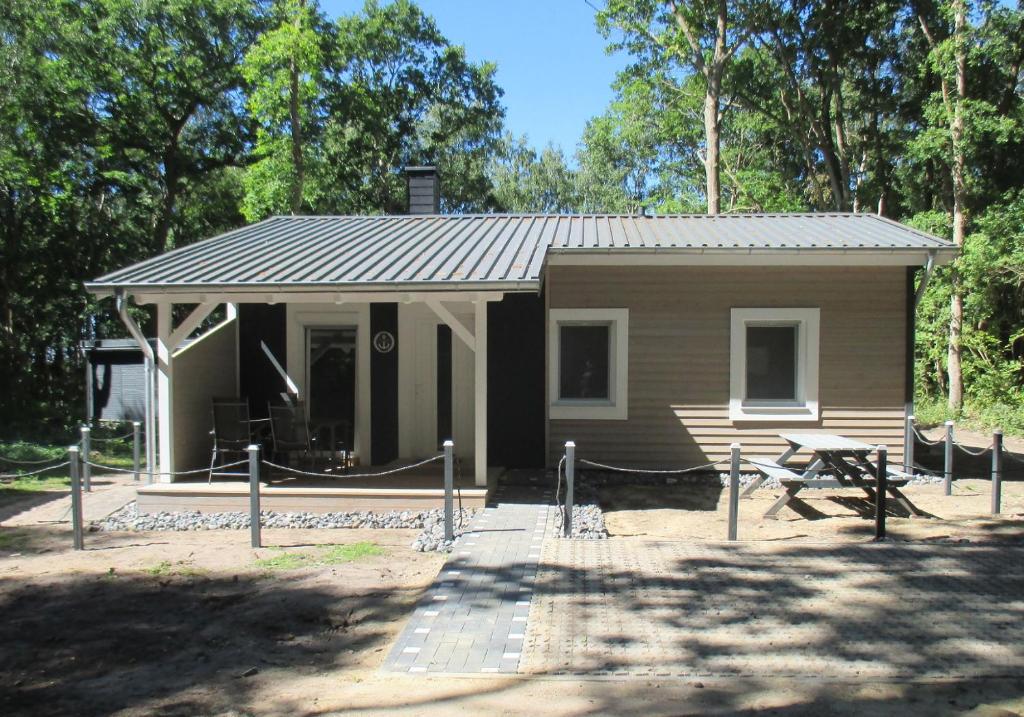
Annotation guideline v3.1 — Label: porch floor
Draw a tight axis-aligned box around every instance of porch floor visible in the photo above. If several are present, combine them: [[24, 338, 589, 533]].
[[135, 461, 494, 515]]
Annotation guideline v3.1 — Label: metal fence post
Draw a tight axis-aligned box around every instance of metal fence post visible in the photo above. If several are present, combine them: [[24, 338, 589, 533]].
[[443, 440, 454, 542], [248, 444, 261, 549], [992, 429, 1003, 516], [80, 426, 91, 492], [728, 443, 741, 541], [904, 414, 915, 475], [563, 441, 575, 538], [943, 420, 954, 497], [874, 445, 888, 541], [69, 446, 84, 550], [132, 421, 142, 483]]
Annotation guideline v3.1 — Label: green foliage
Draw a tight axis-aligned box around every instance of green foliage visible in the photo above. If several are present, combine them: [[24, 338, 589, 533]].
[[1, 0, 1023, 440], [254, 542, 384, 571]]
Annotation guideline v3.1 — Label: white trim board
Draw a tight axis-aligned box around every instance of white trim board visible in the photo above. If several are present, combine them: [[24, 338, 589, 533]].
[[729, 307, 820, 422], [286, 305, 371, 463], [546, 250, 950, 267], [548, 308, 629, 421]]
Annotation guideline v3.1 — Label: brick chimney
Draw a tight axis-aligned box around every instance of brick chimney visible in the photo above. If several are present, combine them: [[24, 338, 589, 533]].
[[406, 166, 440, 214]]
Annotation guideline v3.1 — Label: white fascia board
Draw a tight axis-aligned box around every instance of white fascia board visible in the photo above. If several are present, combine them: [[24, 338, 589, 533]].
[[107, 289, 513, 306], [84, 281, 536, 300], [546, 248, 956, 267]]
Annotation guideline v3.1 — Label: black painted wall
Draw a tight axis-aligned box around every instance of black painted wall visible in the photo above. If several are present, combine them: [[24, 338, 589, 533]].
[[238, 304, 287, 418], [488, 293, 546, 468], [370, 303, 399, 464]]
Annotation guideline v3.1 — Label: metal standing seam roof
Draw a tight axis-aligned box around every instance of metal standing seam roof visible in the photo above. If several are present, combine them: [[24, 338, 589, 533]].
[[86, 213, 955, 293]]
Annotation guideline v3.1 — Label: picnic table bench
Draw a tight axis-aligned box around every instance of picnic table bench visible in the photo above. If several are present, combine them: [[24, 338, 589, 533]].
[[746, 433, 926, 520]]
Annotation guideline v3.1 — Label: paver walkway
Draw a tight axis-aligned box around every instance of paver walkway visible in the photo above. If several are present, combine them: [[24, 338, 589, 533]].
[[522, 539, 1024, 680], [384, 480, 554, 674], [2, 474, 137, 527]]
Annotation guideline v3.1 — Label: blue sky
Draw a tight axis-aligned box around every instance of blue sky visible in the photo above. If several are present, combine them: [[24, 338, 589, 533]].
[[319, 0, 628, 154]]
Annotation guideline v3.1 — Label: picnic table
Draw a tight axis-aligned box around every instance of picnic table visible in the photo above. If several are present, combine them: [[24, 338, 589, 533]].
[[744, 432, 926, 519]]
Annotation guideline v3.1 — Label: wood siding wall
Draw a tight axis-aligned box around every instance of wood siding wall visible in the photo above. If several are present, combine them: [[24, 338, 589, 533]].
[[172, 319, 238, 471], [547, 265, 907, 467]]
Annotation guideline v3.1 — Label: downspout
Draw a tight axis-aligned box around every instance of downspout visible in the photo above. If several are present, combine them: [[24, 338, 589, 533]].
[[914, 251, 937, 307], [905, 251, 937, 472], [116, 289, 156, 483]]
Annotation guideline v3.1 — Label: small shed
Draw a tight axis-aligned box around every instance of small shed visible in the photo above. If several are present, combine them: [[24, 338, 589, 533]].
[[81, 338, 154, 422]]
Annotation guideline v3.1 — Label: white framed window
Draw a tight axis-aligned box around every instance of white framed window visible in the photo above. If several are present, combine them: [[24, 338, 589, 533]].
[[729, 308, 820, 422], [549, 308, 629, 420]]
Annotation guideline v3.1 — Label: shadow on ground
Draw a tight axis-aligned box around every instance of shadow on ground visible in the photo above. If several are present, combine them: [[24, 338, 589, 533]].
[[0, 567, 417, 716]]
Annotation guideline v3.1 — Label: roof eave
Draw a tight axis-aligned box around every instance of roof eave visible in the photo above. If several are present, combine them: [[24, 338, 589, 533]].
[[545, 245, 957, 266], [84, 279, 540, 299]]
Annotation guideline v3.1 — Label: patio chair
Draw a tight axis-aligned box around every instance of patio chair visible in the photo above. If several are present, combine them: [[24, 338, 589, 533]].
[[268, 400, 315, 469], [209, 398, 256, 482]]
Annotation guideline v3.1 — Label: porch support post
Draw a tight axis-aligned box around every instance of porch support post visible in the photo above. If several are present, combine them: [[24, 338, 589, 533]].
[[156, 302, 175, 483], [474, 299, 488, 487]]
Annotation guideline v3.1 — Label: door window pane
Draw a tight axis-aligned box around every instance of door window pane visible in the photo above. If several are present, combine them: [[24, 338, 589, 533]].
[[746, 325, 797, 400], [559, 324, 610, 400], [308, 328, 356, 450]]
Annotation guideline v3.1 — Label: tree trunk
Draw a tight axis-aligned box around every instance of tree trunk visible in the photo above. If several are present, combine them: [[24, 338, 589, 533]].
[[286, 0, 307, 215], [288, 48, 304, 214], [704, 76, 721, 215], [153, 156, 180, 254], [947, 0, 967, 412]]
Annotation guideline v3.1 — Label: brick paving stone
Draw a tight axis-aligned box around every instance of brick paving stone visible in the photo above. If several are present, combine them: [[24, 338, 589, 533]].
[[521, 539, 1024, 680], [384, 481, 553, 674]]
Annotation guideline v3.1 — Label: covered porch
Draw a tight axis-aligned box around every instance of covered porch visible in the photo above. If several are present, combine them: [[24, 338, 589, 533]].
[[120, 287, 510, 487]]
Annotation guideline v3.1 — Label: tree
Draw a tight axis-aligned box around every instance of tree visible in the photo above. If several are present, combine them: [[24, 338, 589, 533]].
[[242, 0, 329, 218], [88, 0, 267, 254], [917, 0, 969, 411], [597, 0, 749, 214], [489, 136, 581, 213]]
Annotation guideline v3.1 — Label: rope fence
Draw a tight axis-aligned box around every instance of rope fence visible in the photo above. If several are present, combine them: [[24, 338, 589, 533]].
[[910, 422, 945, 447], [87, 431, 136, 443], [260, 454, 444, 481], [84, 459, 247, 477], [0, 461, 72, 480], [0, 454, 68, 466], [577, 457, 731, 475]]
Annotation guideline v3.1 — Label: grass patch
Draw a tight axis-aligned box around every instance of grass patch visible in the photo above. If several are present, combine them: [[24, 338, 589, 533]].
[[320, 541, 385, 564], [254, 550, 313, 571], [146, 560, 173, 576], [254, 542, 385, 572], [0, 528, 32, 551], [1, 475, 70, 493], [0, 438, 144, 507], [914, 396, 1024, 437], [145, 560, 207, 578]]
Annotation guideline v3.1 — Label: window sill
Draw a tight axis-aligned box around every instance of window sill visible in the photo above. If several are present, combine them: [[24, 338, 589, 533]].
[[728, 400, 819, 423], [550, 401, 627, 421]]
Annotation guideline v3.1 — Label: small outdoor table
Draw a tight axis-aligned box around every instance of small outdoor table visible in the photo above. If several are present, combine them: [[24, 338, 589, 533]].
[[745, 432, 926, 519]]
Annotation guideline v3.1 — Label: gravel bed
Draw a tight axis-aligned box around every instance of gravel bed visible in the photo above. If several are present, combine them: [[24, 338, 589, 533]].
[[94, 502, 477, 552], [562, 503, 607, 539]]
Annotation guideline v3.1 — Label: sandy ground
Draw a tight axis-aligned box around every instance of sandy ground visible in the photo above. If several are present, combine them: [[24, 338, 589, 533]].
[[601, 479, 1024, 543]]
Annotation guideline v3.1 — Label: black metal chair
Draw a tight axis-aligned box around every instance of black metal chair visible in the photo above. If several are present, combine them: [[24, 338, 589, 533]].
[[268, 400, 315, 469], [209, 398, 256, 482]]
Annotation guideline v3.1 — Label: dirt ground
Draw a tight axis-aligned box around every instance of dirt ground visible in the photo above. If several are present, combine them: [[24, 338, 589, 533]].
[[600, 479, 1024, 543]]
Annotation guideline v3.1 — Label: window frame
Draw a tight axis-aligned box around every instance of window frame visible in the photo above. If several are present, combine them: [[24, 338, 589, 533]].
[[729, 308, 820, 422], [549, 308, 629, 420]]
